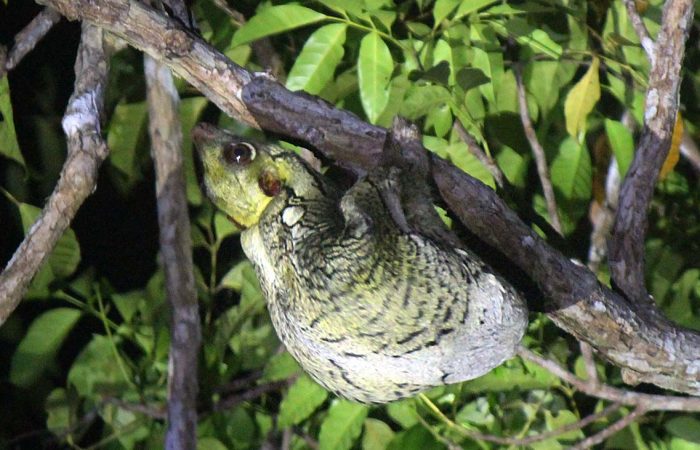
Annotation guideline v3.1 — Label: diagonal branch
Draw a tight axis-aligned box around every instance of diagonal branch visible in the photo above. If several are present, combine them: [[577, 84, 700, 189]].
[[569, 406, 647, 450], [1, 7, 62, 76], [0, 23, 111, 323], [514, 65, 562, 234], [609, 0, 694, 307], [31, 0, 700, 395], [623, 0, 655, 63], [453, 120, 506, 189], [518, 346, 700, 411]]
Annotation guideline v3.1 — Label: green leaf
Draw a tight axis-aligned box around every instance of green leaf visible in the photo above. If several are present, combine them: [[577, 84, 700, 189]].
[[278, 374, 328, 428], [454, 0, 498, 19], [666, 417, 700, 444], [368, 9, 397, 33], [424, 137, 495, 189], [17, 202, 81, 282], [526, 61, 576, 116], [180, 97, 209, 205], [220, 259, 256, 291], [197, 437, 229, 450], [45, 388, 72, 435], [376, 74, 410, 127], [220, 259, 263, 310], [386, 425, 443, 450], [214, 210, 240, 242], [432, 39, 455, 85], [315, 0, 366, 18], [496, 145, 528, 188], [221, 407, 257, 448], [409, 61, 451, 86], [433, 0, 461, 24], [604, 119, 634, 178], [0, 76, 24, 166], [544, 410, 584, 441], [286, 24, 347, 95], [10, 308, 82, 387], [68, 335, 131, 396], [400, 85, 451, 120], [363, 418, 395, 450], [358, 32, 393, 123], [461, 358, 559, 392], [551, 137, 592, 202], [471, 47, 501, 105], [107, 101, 148, 181], [425, 103, 452, 138], [319, 400, 369, 450], [261, 352, 301, 382], [455, 67, 490, 91], [48, 227, 82, 279], [564, 57, 600, 139], [231, 5, 328, 47], [492, 19, 562, 59], [406, 22, 431, 37], [455, 397, 495, 427], [665, 269, 700, 331], [386, 398, 420, 429], [647, 239, 685, 302]]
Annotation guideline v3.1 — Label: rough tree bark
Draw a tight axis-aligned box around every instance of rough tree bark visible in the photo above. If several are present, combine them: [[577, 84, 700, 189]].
[[0, 23, 111, 323], [145, 54, 201, 450]]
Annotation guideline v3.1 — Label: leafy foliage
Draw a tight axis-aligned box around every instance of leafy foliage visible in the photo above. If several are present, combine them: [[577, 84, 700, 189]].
[[2, 0, 700, 448]]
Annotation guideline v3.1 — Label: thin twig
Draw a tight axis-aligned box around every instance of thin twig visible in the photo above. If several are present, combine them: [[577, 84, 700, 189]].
[[518, 346, 700, 411], [212, 380, 287, 412], [2, 7, 61, 75], [281, 428, 293, 450], [211, 0, 284, 78], [587, 111, 629, 272], [569, 406, 647, 450], [452, 120, 505, 189], [420, 393, 622, 446], [0, 23, 111, 324], [103, 397, 167, 420], [214, 370, 263, 394], [513, 64, 562, 234], [681, 130, 700, 174], [623, 0, 655, 63], [293, 428, 320, 450], [579, 342, 599, 384]]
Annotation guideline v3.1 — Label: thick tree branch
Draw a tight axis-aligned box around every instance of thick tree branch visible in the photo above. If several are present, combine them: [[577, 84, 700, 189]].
[[145, 53, 201, 450], [35, 0, 256, 127], [34, 0, 700, 395], [0, 23, 111, 324], [609, 0, 694, 307], [1, 7, 61, 76]]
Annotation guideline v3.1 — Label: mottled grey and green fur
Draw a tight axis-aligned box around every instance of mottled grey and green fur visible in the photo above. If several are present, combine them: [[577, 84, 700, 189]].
[[193, 123, 527, 403]]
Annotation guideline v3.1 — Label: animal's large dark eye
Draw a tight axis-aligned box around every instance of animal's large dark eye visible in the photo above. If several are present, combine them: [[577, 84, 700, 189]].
[[223, 142, 256, 165]]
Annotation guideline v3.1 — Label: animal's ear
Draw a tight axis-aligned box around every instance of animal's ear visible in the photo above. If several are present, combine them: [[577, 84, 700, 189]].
[[339, 180, 374, 239], [258, 169, 282, 197]]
